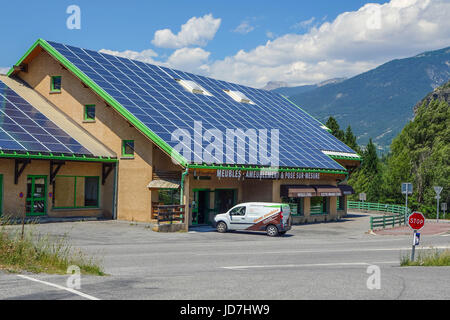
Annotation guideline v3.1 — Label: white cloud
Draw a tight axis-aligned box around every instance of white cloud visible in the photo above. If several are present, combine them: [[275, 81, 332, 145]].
[[0, 67, 9, 74], [233, 20, 255, 34], [152, 14, 221, 49], [292, 17, 316, 30], [99, 0, 450, 88], [266, 31, 275, 39], [166, 47, 211, 73], [205, 0, 450, 87], [99, 48, 159, 65], [99, 46, 211, 75]]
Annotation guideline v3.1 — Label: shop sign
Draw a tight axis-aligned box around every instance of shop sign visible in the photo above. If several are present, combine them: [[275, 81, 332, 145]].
[[216, 169, 321, 180]]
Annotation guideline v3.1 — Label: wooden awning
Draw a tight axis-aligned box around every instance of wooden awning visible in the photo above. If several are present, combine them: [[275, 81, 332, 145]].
[[313, 185, 342, 197], [147, 179, 180, 190], [287, 186, 317, 198]]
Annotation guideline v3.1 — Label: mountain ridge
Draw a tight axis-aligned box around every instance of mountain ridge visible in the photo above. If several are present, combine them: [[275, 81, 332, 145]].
[[271, 46, 450, 152]]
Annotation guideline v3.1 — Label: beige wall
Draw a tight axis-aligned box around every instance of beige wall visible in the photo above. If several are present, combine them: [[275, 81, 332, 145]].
[[17, 50, 171, 222], [13, 48, 348, 225], [0, 159, 113, 218], [186, 173, 345, 226]]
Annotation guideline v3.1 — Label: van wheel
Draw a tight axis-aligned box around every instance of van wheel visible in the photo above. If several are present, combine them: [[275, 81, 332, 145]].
[[266, 225, 279, 237], [216, 221, 227, 233]]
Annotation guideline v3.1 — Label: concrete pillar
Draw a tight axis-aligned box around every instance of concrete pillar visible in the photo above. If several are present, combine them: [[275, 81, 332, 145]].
[[304, 197, 311, 219], [272, 180, 282, 202]]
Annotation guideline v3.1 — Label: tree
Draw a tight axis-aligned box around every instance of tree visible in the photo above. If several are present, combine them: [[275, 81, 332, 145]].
[[326, 116, 344, 141], [344, 125, 359, 153]]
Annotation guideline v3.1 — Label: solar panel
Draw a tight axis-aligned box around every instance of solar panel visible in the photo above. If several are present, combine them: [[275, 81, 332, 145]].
[[0, 80, 93, 155], [47, 40, 357, 170]]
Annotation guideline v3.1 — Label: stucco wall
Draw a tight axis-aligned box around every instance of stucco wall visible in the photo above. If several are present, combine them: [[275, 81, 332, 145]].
[[17, 50, 166, 222], [0, 159, 113, 218]]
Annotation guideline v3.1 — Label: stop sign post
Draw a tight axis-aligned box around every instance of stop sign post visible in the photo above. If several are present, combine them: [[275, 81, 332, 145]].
[[408, 212, 425, 261]]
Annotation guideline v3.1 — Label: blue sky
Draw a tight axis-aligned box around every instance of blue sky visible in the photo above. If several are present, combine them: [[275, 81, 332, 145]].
[[1, 0, 449, 87]]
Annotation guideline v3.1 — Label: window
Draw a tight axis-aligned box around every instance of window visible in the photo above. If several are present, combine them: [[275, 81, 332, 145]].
[[310, 197, 328, 215], [224, 89, 255, 104], [338, 196, 345, 211], [50, 76, 62, 93], [282, 197, 304, 216], [229, 206, 246, 216], [84, 105, 96, 121], [122, 140, 134, 157], [53, 176, 99, 209], [175, 79, 213, 96], [158, 189, 181, 205]]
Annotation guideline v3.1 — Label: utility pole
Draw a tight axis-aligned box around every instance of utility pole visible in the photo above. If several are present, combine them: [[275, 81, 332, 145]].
[[402, 183, 412, 224], [434, 186, 443, 223]]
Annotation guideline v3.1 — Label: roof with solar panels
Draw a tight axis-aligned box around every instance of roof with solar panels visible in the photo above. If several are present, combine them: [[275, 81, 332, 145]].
[[5, 39, 360, 172]]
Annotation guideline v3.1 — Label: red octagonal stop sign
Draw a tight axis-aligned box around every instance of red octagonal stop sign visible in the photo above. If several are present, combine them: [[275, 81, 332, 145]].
[[408, 212, 425, 231]]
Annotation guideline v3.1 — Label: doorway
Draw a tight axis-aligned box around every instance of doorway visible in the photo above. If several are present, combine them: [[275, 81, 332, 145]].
[[215, 189, 237, 214], [192, 189, 210, 225], [26, 175, 47, 216]]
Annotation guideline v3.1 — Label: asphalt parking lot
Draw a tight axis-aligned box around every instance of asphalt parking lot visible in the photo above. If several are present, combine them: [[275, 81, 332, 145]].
[[1, 212, 449, 300]]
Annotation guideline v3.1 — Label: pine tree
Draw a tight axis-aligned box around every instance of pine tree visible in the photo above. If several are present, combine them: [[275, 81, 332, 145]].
[[344, 125, 359, 153], [325, 116, 344, 141]]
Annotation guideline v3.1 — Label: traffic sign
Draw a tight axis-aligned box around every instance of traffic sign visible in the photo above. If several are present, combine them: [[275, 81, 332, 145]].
[[408, 212, 425, 231], [434, 186, 443, 195], [402, 183, 413, 195], [359, 193, 366, 201], [442, 203, 447, 211]]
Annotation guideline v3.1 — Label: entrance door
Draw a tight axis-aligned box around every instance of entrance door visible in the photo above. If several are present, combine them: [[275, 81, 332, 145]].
[[192, 189, 210, 225], [26, 176, 47, 216], [215, 189, 237, 214]]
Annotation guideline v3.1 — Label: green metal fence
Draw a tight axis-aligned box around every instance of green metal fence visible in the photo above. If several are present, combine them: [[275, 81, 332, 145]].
[[369, 214, 407, 230], [347, 201, 410, 215], [348, 201, 412, 230]]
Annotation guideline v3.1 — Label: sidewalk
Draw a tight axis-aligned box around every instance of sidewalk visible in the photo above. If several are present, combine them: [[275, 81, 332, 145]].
[[375, 220, 450, 236]]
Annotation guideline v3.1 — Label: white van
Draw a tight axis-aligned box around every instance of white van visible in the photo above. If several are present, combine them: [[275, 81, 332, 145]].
[[214, 202, 291, 236]]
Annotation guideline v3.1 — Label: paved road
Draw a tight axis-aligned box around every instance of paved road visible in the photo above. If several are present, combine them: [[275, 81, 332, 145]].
[[1, 213, 449, 300]]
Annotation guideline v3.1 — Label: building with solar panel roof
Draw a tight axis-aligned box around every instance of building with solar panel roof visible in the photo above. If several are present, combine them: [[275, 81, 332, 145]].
[[1, 39, 360, 228]]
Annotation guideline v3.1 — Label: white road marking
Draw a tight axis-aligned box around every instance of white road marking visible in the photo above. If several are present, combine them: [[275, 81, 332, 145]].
[[17, 275, 100, 300], [222, 261, 398, 270], [196, 245, 450, 256]]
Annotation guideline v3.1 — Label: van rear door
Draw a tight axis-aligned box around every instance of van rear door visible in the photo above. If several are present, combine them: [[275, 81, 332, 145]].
[[281, 204, 291, 227]]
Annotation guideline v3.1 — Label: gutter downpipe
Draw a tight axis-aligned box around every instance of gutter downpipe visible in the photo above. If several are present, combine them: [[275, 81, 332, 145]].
[[180, 167, 189, 230]]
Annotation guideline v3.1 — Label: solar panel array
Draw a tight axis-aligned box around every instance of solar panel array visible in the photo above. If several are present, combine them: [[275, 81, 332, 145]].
[[0, 80, 92, 155], [47, 40, 356, 170]]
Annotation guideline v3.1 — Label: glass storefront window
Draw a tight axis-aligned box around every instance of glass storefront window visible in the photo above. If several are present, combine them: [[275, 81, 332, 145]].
[[282, 197, 304, 216], [53, 176, 99, 209], [311, 197, 327, 215], [338, 196, 345, 211]]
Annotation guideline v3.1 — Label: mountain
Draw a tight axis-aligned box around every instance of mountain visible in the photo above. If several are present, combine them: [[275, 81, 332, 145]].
[[413, 80, 450, 116], [261, 81, 289, 91], [285, 47, 450, 152], [382, 80, 449, 217], [266, 78, 346, 97], [347, 80, 449, 217]]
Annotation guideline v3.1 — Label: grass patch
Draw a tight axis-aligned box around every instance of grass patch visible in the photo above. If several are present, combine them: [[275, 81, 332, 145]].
[[0, 218, 105, 275], [401, 249, 450, 267]]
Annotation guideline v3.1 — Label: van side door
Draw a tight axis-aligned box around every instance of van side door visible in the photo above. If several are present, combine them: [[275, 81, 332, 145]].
[[228, 205, 248, 230]]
